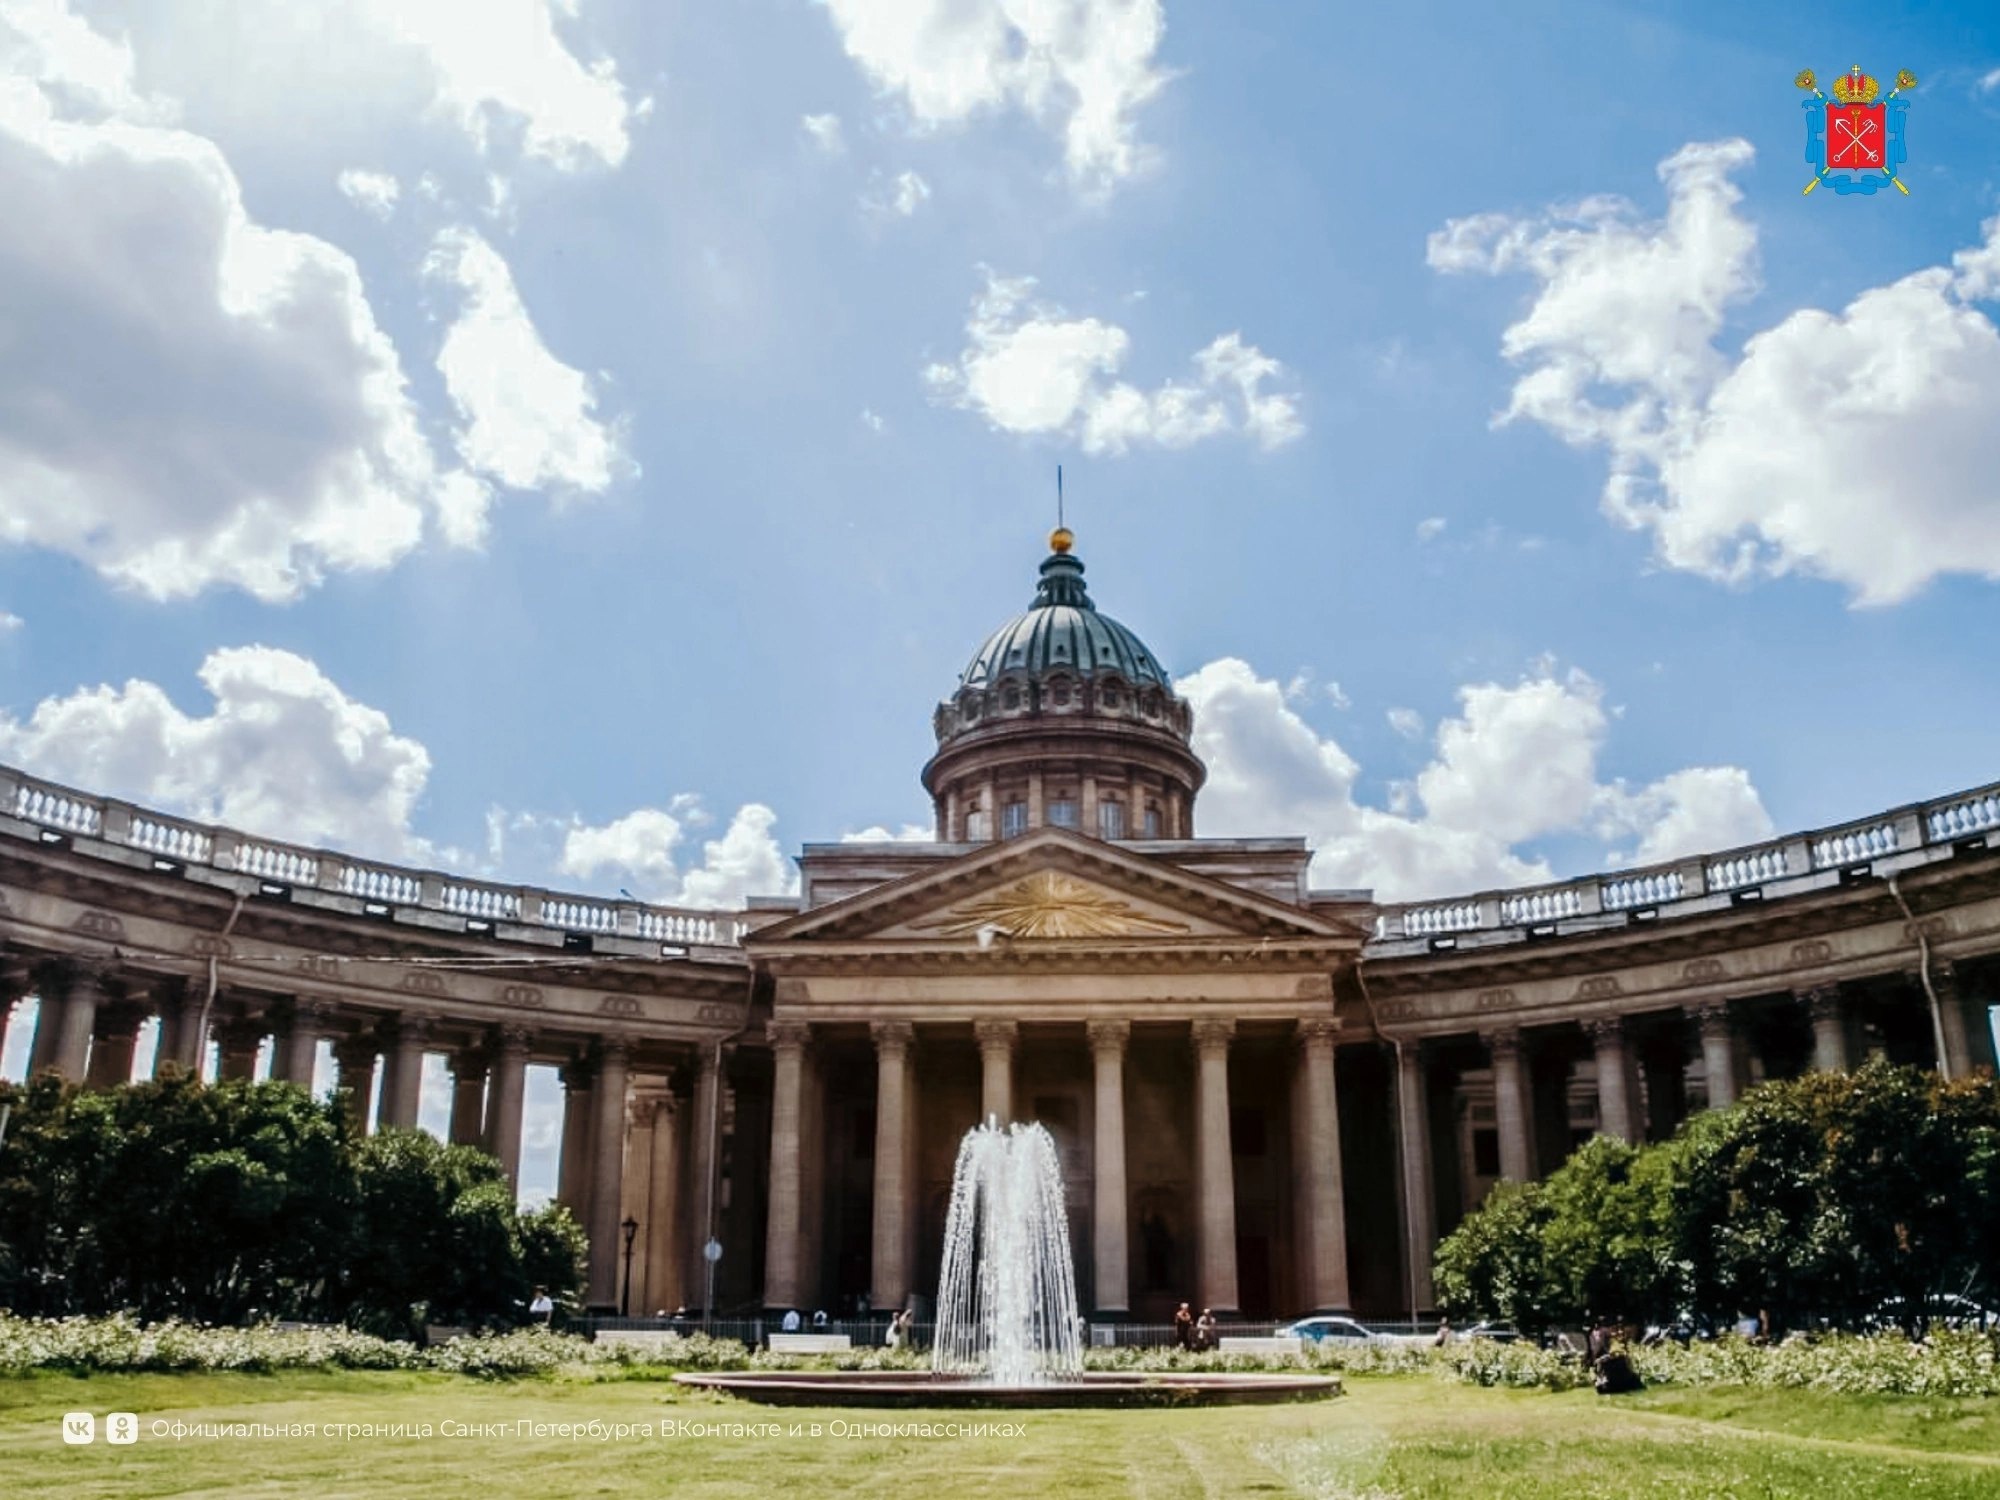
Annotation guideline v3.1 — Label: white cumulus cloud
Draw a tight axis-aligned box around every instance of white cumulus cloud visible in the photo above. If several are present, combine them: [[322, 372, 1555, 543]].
[[0, 1, 485, 601], [801, 111, 844, 154], [864, 166, 930, 216], [336, 166, 399, 218], [817, 0, 1170, 194], [1431, 139, 2000, 606], [842, 822, 935, 842], [557, 803, 797, 910], [1178, 657, 1772, 900], [425, 225, 628, 526], [0, 646, 437, 860], [926, 272, 1303, 454]]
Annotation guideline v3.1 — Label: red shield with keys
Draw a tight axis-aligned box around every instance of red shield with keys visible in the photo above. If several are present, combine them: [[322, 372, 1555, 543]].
[[1826, 103, 1886, 169]]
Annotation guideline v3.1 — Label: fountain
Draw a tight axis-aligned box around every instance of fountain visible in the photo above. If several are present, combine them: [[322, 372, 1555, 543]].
[[674, 1117, 1339, 1408], [933, 1120, 1083, 1385]]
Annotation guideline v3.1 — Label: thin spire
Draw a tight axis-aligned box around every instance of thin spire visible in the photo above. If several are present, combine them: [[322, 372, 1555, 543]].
[[1057, 464, 1065, 531]]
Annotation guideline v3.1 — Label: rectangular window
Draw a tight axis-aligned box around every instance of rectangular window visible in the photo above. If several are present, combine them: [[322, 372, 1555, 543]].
[[966, 809, 990, 840], [1048, 799, 1078, 829], [1098, 800, 1126, 839], [1002, 801, 1028, 838], [1143, 805, 1162, 838]]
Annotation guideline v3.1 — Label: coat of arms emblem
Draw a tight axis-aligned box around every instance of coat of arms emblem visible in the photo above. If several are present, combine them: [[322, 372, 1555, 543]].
[[1796, 65, 1916, 196]]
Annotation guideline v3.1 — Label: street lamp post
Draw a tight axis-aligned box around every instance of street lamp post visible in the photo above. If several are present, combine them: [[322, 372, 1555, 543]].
[[620, 1217, 639, 1318]]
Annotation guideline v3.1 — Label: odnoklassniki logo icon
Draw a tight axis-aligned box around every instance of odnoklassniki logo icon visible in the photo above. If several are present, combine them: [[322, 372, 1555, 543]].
[[1796, 65, 1916, 196]]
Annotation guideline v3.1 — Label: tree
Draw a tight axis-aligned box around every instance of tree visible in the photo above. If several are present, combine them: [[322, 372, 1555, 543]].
[[1432, 1178, 1561, 1334]]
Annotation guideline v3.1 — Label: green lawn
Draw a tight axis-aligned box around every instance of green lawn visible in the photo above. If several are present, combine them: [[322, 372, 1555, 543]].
[[2, 1369, 1997, 1498]]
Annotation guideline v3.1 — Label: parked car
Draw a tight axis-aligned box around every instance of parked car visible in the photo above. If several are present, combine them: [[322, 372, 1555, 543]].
[[1457, 1321, 1522, 1344], [1274, 1315, 1381, 1344]]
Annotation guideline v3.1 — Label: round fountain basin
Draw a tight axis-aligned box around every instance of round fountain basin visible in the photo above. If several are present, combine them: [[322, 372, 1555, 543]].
[[673, 1369, 1341, 1409]]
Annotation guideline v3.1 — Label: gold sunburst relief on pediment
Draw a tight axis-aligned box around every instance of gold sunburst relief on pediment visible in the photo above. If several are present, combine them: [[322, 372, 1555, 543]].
[[913, 871, 1192, 940]]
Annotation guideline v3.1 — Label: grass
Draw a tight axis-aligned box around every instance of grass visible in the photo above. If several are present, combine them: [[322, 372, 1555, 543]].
[[1, 1368, 1996, 1498]]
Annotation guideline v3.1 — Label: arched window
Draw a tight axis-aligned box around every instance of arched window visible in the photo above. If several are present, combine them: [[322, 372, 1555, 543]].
[[1143, 803, 1162, 838], [1098, 798, 1126, 839], [966, 803, 990, 840], [1002, 684, 1021, 711], [1048, 795, 1078, 829], [1100, 683, 1120, 710], [1050, 678, 1071, 708], [1002, 800, 1029, 838]]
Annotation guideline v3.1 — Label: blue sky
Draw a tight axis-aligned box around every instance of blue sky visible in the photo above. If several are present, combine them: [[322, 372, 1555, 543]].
[[2, 0, 1999, 915]]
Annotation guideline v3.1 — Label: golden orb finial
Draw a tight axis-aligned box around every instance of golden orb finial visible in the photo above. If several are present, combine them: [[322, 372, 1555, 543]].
[[1049, 526, 1074, 554]]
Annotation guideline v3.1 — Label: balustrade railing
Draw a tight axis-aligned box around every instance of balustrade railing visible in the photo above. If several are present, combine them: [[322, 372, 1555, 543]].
[[8, 758, 1998, 954], [0, 762, 745, 949], [1369, 773, 2000, 942]]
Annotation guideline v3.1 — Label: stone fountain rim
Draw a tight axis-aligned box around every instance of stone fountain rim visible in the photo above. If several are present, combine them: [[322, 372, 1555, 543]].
[[672, 1368, 1342, 1409]]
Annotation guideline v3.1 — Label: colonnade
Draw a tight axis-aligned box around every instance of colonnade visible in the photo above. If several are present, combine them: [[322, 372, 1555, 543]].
[[0, 953, 730, 1317], [758, 1014, 1355, 1320]]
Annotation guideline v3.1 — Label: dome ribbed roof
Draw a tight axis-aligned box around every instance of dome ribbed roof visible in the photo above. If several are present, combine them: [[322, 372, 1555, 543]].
[[957, 548, 1169, 690]]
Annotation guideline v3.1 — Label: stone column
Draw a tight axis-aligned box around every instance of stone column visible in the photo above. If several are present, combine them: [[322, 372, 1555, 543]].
[[1801, 985, 1847, 1073], [1081, 774, 1099, 837], [869, 1021, 915, 1315], [379, 1014, 432, 1129], [1295, 1019, 1351, 1313], [981, 775, 999, 839], [485, 1026, 532, 1189], [1027, 768, 1045, 829], [1927, 964, 1972, 1080], [449, 1050, 489, 1146], [215, 1015, 263, 1082], [1486, 1028, 1533, 1182], [683, 1045, 724, 1305], [84, 1003, 145, 1088], [1586, 1017, 1636, 1143], [644, 1091, 683, 1315], [1191, 1018, 1239, 1315], [587, 1039, 631, 1310], [151, 978, 204, 1077], [944, 787, 961, 842], [1088, 1021, 1130, 1317], [1693, 1003, 1738, 1110], [762, 1020, 811, 1312], [1167, 786, 1187, 838], [275, 999, 332, 1089], [333, 1037, 378, 1133], [558, 1059, 597, 1225], [26, 962, 69, 1077], [45, 959, 107, 1082], [1394, 1041, 1436, 1314], [976, 1019, 1017, 1125]]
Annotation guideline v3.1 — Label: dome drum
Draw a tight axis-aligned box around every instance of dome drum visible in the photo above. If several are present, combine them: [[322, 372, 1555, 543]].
[[924, 534, 1205, 844]]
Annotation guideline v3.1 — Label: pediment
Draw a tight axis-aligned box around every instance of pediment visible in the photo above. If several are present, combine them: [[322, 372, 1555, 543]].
[[748, 829, 1355, 949]]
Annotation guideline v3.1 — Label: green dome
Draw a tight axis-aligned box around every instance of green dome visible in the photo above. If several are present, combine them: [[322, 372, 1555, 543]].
[[958, 550, 1170, 690]]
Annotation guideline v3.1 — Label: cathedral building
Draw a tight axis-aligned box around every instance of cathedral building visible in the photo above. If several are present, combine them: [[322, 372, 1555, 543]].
[[3, 531, 1998, 1321]]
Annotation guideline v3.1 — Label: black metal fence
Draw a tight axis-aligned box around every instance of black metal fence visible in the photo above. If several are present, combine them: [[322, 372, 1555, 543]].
[[578, 1315, 1443, 1349]]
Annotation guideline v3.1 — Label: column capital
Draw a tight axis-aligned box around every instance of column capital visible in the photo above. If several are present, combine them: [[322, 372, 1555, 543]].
[[1295, 1018, 1341, 1052], [766, 1019, 812, 1052], [974, 1019, 1019, 1052], [293, 997, 339, 1028], [870, 1020, 915, 1056], [1482, 1026, 1523, 1061], [1797, 983, 1843, 1021], [332, 1034, 376, 1067], [1691, 1001, 1734, 1037], [1915, 963, 1961, 1000], [450, 1048, 491, 1080], [1086, 1019, 1131, 1057], [92, 1000, 149, 1044], [596, 1035, 632, 1066], [1583, 1016, 1627, 1045], [383, 1010, 438, 1045], [497, 1023, 536, 1053], [34, 953, 118, 994], [1190, 1017, 1235, 1055]]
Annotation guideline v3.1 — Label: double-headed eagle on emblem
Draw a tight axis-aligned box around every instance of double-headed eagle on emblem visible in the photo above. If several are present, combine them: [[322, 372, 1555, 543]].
[[1796, 65, 1916, 196]]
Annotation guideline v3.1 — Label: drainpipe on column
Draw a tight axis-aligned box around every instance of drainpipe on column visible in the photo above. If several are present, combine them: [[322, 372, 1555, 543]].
[[1354, 963, 1423, 1331], [193, 891, 249, 1082], [1887, 875, 1954, 1082]]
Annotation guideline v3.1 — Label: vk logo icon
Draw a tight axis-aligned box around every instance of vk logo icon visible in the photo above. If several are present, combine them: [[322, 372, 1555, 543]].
[[62, 1411, 95, 1445]]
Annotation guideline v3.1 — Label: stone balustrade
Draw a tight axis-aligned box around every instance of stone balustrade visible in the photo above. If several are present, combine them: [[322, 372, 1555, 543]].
[[3, 762, 746, 949], [1374, 775, 2000, 945]]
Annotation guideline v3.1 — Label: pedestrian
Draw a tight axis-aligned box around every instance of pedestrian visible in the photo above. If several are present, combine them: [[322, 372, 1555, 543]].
[[1433, 1316, 1452, 1348], [896, 1307, 915, 1349], [528, 1286, 554, 1326], [811, 1309, 829, 1330], [1173, 1302, 1194, 1351], [781, 1307, 802, 1333], [1195, 1308, 1216, 1351]]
